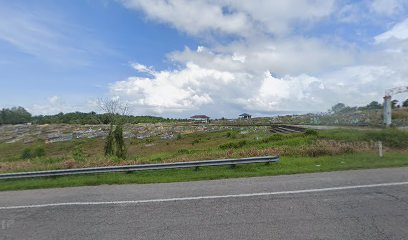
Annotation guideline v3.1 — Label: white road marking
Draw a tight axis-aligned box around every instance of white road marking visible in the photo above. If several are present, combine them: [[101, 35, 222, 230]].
[[1, 181, 407, 210]]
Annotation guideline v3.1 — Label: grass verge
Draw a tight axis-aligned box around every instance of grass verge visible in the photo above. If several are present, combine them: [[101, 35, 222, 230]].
[[1, 152, 407, 191]]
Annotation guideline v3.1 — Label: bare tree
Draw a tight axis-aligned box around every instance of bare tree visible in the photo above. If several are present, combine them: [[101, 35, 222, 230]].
[[98, 98, 129, 159], [98, 98, 128, 124]]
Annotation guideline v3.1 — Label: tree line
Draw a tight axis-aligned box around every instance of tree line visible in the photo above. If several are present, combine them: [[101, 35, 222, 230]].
[[331, 99, 408, 114], [0, 107, 32, 124], [0, 107, 185, 125]]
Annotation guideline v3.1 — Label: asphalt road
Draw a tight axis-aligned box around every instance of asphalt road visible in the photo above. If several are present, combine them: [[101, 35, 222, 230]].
[[1, 167, 408, 240]]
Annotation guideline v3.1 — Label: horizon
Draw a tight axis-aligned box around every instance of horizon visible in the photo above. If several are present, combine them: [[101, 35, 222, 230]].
[[1, 0, 408, 118]]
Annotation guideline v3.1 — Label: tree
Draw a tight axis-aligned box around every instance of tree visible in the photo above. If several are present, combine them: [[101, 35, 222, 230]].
[[402, 99, 408, 108], [366, 101, 382, 110], [391, 100, 399, 109], [98, 98, 128, 159], [331, 103, 346, 113], [0, 107, 32, 124], [114, 124, 126, 159]]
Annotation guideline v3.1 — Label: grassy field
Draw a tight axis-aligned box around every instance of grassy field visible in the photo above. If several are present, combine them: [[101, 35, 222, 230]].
[[0, 126, 407, 191]]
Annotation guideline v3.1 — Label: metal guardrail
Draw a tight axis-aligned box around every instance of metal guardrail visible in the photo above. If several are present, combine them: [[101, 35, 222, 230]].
[[0, 155, 279, 180]]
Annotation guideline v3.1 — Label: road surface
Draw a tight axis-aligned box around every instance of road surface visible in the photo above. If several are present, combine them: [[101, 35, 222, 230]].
[[1, 167, 408, 240]]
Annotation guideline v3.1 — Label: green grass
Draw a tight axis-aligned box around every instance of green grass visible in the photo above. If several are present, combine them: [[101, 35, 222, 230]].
[[319, 128, 408, 147], [1, 152, 407, 191]]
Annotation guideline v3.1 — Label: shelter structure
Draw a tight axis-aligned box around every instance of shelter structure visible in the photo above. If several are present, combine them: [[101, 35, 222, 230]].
[[239, 113, 252, 119], [190, 115, 210, 123]]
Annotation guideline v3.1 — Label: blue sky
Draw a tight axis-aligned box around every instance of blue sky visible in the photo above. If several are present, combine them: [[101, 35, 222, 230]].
[[1, 0, 408, 117]]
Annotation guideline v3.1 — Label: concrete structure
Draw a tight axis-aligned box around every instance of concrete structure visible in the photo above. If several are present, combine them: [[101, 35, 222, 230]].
[[383, 95, 392, 127], [383, 86, 408, 127]]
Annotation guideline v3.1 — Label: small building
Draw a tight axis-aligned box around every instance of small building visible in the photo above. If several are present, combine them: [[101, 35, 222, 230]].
[[190, 115, 210, 123], [239, 113, 252, 119]]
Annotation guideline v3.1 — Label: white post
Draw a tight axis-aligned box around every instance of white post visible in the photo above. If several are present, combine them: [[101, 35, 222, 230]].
[[378, 141, 383, 158]]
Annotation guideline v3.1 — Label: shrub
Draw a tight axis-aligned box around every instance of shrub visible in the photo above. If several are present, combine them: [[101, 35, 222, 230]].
[[21, 148, 32, 159], [33, 147, 45, 157], [72, 144, 85, 161], [21, 147, 46, 159], [304, 129, 318, 136], [176, 134, 182, 140], [114, 124, 127, 159], [104, 130, 114, 156], [177, 149, 191, 154], [219, 140, 247, 150]]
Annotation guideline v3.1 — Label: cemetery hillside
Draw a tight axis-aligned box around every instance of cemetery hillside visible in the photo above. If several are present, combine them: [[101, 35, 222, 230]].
[[0, 99, 407, 191]]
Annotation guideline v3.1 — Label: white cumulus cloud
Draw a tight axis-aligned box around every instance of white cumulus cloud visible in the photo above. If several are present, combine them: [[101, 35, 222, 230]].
[[111, 63, 239, 113], [375, 18, 408, 43], [120, 0, 335, 36]]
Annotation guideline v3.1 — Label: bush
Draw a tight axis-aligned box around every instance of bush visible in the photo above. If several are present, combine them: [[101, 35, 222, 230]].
[[114, 125, 127, 159], [225, 132, 236, 139], [219, 140, 247, 150], [21, 147, 46, 159], [304, 129, 318, 136], [33, 147, 45, 157], [72, 144, 85, 161], [21, 148, 32, 159], [177, 149, 191, 154], [104, 130, 114, 156]]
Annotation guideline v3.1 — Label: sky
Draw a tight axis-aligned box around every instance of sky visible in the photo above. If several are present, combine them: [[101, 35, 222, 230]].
[[0, 0, 408, 118]]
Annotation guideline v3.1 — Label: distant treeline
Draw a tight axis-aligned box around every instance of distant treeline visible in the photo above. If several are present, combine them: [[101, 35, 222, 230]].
[[331, 99, 408, 114], [0, 107, 32, 125], [0, 107, 185, 125]]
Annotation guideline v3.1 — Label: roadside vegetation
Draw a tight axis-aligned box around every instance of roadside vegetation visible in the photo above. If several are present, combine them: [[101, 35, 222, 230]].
[[1, 152, 407, 191], [0, 126, 407, 191]]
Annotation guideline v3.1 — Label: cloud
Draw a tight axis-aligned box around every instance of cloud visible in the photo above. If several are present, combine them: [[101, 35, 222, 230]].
[[111, 37, 408, 116], [375, 18, 408, 43], [111, 63, 238, 113], [172, 37, 353, 76], [369, 0, 406, 16], [120, 0, 335, 36], [120, 0, 252, 36], [243, 73, 325, 112], [28, 96, 96, 115]]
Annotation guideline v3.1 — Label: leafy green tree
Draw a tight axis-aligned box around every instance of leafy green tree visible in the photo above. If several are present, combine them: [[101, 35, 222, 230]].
[[0, 107, 32, 124], [366, 101, 382, 110], [391, 100, 399, 109], [403, 99, 408, 107], [331, 103, 346, 113]]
